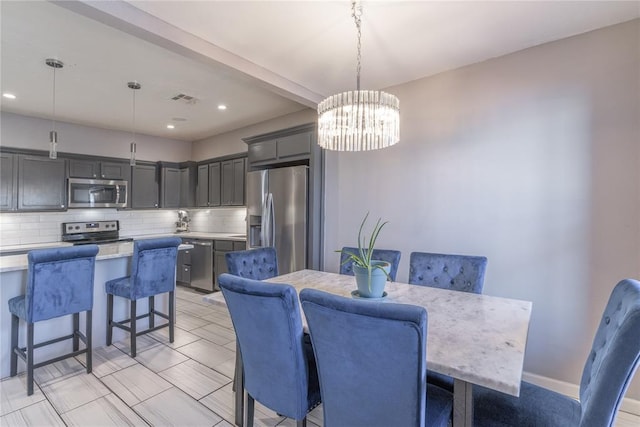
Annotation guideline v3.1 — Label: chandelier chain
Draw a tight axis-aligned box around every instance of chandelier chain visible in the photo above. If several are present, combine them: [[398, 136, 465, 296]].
[[351, 0, 362, 91]]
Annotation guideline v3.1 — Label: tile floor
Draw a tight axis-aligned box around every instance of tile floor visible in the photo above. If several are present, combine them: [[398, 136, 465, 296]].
[[0, 286, 323, 427], [1, 285, 638, 427]]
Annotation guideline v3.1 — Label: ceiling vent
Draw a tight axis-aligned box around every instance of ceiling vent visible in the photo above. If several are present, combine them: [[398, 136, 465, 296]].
[[170, 93, 198, 104]]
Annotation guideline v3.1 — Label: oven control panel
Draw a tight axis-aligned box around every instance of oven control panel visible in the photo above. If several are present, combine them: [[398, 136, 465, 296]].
[[62, 220, 120, 235]]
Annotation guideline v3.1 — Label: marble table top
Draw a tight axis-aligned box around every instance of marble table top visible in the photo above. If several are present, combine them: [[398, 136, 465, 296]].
[[203, 269, 532, 397]]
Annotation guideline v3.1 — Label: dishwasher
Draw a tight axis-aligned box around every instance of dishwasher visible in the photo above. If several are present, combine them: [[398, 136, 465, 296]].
[[184, 239, 214, 292]]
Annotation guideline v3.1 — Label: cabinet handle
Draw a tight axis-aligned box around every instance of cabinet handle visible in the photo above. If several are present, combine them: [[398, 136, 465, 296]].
[[93, 174, 97, 178], [101, 174, 105, 178], [154, 203, 158, 207], [60, 204, 65, 208]]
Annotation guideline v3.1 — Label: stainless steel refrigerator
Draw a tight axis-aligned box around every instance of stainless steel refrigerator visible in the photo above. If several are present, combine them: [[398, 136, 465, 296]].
[[246, 165, 308, 275]]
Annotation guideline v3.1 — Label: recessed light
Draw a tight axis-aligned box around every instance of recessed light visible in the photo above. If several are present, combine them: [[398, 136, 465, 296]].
[[167, 124, 175, 129], [3, 93, 16, 100], [218, 104, 227, 110]]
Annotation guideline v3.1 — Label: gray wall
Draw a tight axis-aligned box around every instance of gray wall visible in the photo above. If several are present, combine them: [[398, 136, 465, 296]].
[[1, 112, 191, 162], [324, 19, 639, 399]]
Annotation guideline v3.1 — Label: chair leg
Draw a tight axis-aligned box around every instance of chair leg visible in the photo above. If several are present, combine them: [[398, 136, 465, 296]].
[[86, 310, 92, 374], [149, 296, 155, 329], [26, 322, 34, 396], [169, 290, 175, 343], [130, 300, 137, 357], [106, 293, 113, 346], [10, 314, 18, 377], [246, 394, 255, 427], [72, 312, 80, 352], [297, 418, 307, 427]]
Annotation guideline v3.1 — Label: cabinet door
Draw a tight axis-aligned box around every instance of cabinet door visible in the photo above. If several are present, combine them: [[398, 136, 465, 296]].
[[221, 160, 234, 206], [208, 162, 221, 207], [18, 155, 66, 210], [248, 140, 277, 164], [161, 167, 181, 208], [131, 164, 159, 209], [101, 161, 131, 181], [232, 158, 245, 206], [0, 153, 17, 210], [214, 250, 228, 289], [69, 159, 99, 178], [196, 165, 209, 207], [277, 131, 312, 160]]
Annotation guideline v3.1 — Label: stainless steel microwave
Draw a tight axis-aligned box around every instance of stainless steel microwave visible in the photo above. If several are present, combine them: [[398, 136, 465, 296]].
[[67, 178, 128, 208]]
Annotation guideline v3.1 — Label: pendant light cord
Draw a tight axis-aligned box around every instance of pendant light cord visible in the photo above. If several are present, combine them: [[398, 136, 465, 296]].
[[132, 87, 137, 142], [52, 65, 57, 132], [352, 0, 362, 91]]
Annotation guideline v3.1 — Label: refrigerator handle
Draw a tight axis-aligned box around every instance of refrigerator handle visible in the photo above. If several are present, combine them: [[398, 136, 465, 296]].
[[260, 194, 268, 247], [267, 193, 275, 247]]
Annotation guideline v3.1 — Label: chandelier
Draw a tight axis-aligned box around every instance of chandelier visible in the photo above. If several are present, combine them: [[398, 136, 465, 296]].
[[317, 0, 400, 151]]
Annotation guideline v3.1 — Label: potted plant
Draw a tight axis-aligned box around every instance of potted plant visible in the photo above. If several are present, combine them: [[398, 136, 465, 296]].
[[339, 213, 391, 298]]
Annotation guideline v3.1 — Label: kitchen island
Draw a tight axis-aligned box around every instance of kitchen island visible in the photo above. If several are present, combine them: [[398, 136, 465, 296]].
[[0, 239, 194, 379]]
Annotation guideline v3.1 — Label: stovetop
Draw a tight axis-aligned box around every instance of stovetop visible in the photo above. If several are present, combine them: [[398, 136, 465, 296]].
[[62, 220, 131, 245]]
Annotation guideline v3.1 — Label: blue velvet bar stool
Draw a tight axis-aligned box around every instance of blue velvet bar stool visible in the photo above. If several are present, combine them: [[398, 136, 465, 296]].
[[105, 237, 181, 357], [408, 251, 488, 293], [339, 246, 401, 281], [225, 247, 278, 280], [9, 245, 99, 396], [473, 278, 640, 426], [218, 274, 321, 427], [300, 288, 453, 427]]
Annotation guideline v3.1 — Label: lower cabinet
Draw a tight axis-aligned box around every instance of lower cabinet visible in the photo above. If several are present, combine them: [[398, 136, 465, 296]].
[[214, 240, 247, 289], [176, 246, 192, 285]]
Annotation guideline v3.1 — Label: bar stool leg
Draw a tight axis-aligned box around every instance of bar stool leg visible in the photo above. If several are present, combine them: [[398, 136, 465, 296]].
[[86, 310, 93, 374], [130, 300, 137, 357], [26, 322, 34, 396], [73, 312, 80, 352], [149, 296, 155, 329], [106, 294, 113, 346], [169, 290, 175, 343], [10, 314, 18, 377]]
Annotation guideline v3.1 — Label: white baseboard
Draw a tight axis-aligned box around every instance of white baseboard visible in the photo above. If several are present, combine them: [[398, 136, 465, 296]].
[[522, 371, 640, 417]]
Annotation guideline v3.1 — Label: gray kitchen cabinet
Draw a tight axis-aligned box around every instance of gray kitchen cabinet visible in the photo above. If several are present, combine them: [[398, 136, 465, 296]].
[[245, 124, 313, 168], [69, 159, 131, 181], [176, 246, 192, 284], [131, 163, 159, 209], [196, 162, 221, 207], [179, 163, 196, 207], [221, 158, 245, 206], [214, 240, 246, 288], [160, 165, 181, 208], [0, 153, 17, 211], [17, 154, 67, 211]]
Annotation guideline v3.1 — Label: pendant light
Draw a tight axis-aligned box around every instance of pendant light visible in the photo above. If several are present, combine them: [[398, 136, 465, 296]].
[[317, 0, 400, 151], [128, 81, 141, 166], [46, 58, 63, 159]]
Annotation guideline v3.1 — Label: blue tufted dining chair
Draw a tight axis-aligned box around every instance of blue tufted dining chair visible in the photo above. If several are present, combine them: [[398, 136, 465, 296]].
[[409, 251, 488, 391], [408, 251, 487, 293], [225, 247, 278, 280], [9, 245, 99, 395], [218, 273, 321, 427], [473, 278, 640, 427], [105, 237, 181, 357], [300, 288, 453, 427], [339, 246, 401, 281]]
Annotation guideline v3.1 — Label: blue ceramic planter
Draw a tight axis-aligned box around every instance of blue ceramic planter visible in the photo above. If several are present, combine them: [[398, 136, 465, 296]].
[[353, 261, 390, 298]]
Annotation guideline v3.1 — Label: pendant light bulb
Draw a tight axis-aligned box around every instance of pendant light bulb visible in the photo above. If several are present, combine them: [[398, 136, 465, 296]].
[[46, 58, 63, 159], [128, 81, 141, 166]]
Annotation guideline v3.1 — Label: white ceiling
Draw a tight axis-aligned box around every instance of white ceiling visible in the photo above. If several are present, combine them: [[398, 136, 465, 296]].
[[1, 1, 638, 143]]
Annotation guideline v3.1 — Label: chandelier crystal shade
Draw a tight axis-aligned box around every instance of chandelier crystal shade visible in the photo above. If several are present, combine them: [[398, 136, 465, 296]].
[[317, 0, 400, 151]]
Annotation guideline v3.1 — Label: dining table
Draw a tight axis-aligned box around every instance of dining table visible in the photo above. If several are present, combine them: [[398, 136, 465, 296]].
[[203, 269, 533, 427]]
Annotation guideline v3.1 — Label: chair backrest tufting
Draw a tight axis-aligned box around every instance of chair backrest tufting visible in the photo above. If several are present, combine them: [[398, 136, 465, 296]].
[[408, 252, 487, 294], [300, 288, 429, 427], [578, 278, 640, 427], [218, 273, 318, 420], [339, 247, 401, 281], [26, 245, 99, 322], [130, 237, 182, 300], [225, 247, 278, 280]]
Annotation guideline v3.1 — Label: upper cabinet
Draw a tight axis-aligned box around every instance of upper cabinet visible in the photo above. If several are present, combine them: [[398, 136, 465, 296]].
[[221, 158, 246, 206], [131, 163, 159, 209], [17, 154, 67, 211], [0, 153, 17, 211], [197, 162, 221, 207], [68, 159, 131, 181], [245, 124, 313, 168], [160, 164, 181, 208]]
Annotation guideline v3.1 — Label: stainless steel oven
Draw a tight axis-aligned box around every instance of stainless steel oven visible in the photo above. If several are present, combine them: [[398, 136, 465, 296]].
[[68, 178, 127, 208]]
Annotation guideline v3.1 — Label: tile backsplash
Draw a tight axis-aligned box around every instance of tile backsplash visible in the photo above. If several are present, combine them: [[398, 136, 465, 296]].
[[0, 207, 246, 246]]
